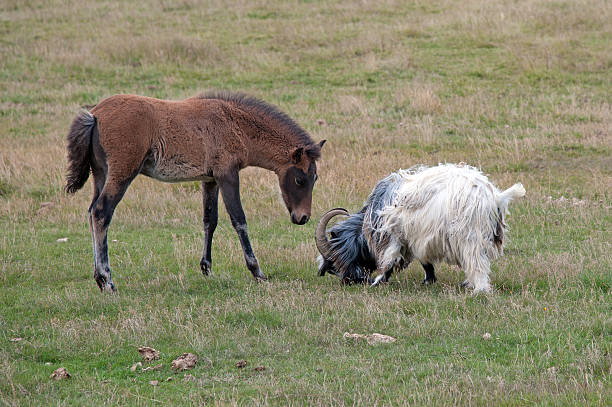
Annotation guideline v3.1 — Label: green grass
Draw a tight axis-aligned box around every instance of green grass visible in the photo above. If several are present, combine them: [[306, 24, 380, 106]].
[[1, 0, 611, 405]]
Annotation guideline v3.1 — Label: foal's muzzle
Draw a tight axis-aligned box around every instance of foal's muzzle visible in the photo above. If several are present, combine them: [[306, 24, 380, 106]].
[[291, 213, 309, 225]]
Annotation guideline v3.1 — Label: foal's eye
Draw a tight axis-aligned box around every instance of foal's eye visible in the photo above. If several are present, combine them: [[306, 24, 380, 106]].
[[295, 177, 305, 186]]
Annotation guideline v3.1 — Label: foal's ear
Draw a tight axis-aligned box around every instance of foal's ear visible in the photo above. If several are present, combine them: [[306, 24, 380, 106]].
[[319, 139, 326, 148], [292, 147, 304, 164]]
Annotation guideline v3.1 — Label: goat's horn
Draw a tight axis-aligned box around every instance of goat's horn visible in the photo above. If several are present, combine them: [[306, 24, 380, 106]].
[[315, 208, 349, 260]]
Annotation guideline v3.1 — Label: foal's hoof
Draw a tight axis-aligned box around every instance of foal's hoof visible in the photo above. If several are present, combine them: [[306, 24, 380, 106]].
[[94, 271, 116, 292], [96, 280, 117, 292], [200, 260, 212, 276], [254, 274, 267, 282]]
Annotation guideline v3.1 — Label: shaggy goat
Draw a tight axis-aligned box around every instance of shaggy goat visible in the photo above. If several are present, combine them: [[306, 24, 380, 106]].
[[315, 164, 525, 292]]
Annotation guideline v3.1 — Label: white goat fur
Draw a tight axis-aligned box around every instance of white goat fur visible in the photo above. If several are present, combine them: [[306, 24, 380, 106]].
[[374, 164, 525, 292]]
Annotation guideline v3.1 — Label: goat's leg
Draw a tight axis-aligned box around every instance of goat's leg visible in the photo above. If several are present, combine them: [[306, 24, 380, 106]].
[[200, 181, 219, 276], [421, 262, 437, 285], [218, 172, 266, 281], [370, 237, 402, 286], [371, 267, 393, 286]]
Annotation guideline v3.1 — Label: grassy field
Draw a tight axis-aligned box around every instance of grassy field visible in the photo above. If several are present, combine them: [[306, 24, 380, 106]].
[[1, 0, 611, 405]]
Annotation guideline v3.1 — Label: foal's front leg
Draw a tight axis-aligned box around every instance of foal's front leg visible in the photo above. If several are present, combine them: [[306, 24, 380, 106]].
[[218, 173, 267, 281], [200, 181, 219, 276]]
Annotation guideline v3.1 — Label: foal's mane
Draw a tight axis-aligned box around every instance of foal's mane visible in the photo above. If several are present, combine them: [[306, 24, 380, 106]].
[[198, 91, 320, 159]]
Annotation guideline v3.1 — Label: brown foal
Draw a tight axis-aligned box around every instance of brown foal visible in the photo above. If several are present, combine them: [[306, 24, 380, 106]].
[[65, 91, 325, 291]]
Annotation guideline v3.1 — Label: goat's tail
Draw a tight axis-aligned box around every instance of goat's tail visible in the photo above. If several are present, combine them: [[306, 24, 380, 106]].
[[65, 110, 96, 194], [496, 183, 525, 214]]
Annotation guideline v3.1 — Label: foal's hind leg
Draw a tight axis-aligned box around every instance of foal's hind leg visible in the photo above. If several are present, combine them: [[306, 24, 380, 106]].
[[90, 176, 134, 291], [88, 168, 106, 266], [200, 181, 219, 276]]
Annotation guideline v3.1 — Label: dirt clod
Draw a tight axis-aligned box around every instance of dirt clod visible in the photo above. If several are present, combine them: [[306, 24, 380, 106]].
[[130, 362, 142, 372], [10, 337, 23, 342], [171, 353, 198, 371], [483, 332, 492, 340], [149, 380, 159, 386], [236, 360, 247, 368], [138, 346, 160, 362], [253, 366, 266, 372], [50, 367, 71, 380]]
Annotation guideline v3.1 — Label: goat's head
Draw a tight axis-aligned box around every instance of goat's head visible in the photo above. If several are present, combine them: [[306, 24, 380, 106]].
[[315, 208, 374, 284], [315, 208, 349, 274]]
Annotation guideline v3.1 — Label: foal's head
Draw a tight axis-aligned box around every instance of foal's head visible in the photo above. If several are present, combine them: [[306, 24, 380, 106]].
[[278, 140, 326, 225]]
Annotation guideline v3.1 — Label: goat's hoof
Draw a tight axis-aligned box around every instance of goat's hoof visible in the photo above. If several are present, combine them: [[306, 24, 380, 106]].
[[460, 280, 470, 288], [422, 277, 437, 285], [473, 285, 491, 294], [200, 260, 212, 276]]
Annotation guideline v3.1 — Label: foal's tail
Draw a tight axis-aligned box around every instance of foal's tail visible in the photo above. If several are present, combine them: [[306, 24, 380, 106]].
[[65, 110, 96, 194]]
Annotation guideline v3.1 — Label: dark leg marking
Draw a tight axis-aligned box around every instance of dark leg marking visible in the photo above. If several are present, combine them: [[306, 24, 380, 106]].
[[88, 169, 106, 266], [421, 262, 437, 285], [200, 181, 219, 276], [91, 177, 134, 292], [218, 172, 266, 281]]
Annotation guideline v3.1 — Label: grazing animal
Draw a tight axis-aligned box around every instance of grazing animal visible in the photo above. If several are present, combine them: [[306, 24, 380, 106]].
[[316, 164, 525, 292], [65, 91, 325, 291]]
